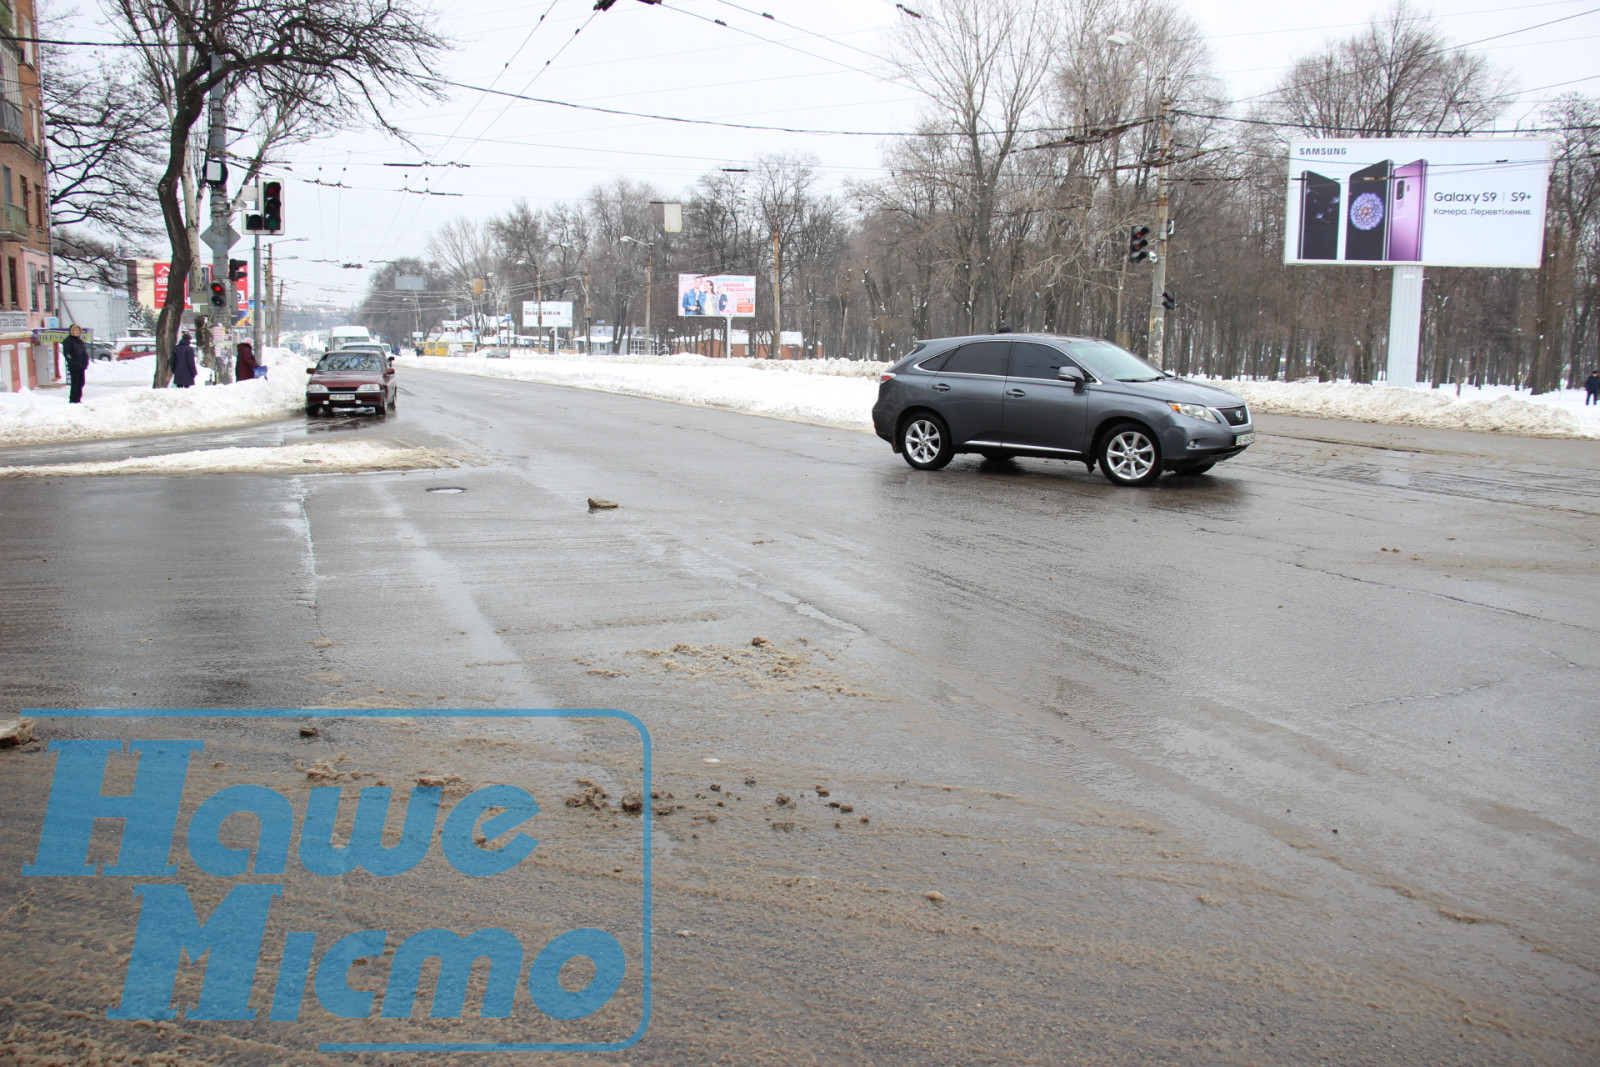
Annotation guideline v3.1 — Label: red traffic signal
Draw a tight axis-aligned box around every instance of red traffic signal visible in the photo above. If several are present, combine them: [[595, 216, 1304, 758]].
[[1129, 226, 1150, 263], [209, 281, 229, 308]]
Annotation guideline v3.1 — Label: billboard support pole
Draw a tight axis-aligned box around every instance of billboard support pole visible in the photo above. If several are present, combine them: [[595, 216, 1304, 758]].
[[1386, 265, 1423, 387]]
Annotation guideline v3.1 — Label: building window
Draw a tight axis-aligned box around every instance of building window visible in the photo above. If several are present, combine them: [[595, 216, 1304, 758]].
[[7, 257, 17, 309], [19, 177, 27, 226], [2, 167, 11, 205]]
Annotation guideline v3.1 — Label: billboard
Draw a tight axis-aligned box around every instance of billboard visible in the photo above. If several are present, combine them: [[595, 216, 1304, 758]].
[[1284, 139, 1550, 268], [521, 301, 573, 328], [678, 274, 756, 317]]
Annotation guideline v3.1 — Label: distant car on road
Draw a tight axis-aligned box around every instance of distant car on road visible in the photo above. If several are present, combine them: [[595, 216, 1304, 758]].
[[306, 351, 397, 417], [480, 347, 512, 359], [332, 342, 391, 359], [871, 333, 1254, 486], [113, 338, 159, 361]]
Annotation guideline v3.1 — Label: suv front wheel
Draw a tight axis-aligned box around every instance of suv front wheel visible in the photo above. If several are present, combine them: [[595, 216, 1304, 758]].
[[1099, 422, 1162, 486], [899, 412, 953, 471]]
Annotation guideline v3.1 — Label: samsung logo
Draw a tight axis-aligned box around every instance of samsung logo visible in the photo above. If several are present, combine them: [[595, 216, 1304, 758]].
[[1301, 147, 1348, 156]]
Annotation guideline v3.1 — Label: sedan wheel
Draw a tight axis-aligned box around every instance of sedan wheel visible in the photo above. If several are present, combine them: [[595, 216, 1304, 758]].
[[1099, 424, 1162, 486], [899, 413, 953, 471]]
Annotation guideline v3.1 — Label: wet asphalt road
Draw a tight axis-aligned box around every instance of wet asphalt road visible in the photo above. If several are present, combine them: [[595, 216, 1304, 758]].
[[1, 366, 1597, 1064]]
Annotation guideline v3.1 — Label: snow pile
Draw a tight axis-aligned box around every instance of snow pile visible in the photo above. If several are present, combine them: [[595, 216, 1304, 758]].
[[395, 352, 879, 431], [0, 439, 456, 478], [0, 347, 313, 447], [1201, 379, 1600, 440]]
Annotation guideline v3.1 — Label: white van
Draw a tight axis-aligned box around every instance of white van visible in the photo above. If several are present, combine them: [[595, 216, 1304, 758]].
[[328, 325, 373, 350]]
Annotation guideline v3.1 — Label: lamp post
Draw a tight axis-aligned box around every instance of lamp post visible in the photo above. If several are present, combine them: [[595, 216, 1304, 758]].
[[620, 234, 653, 355], [1109, 31, 1171, 369]]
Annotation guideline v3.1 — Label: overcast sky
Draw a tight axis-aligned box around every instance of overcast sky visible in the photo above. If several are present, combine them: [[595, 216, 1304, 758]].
[[63, 0, 1600, 305]]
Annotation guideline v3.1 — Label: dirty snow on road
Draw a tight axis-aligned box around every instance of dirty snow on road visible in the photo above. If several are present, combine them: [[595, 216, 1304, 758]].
[[0, 439, 456, 477]]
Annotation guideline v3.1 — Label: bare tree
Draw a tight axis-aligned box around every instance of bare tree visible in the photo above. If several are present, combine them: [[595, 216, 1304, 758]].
[[105, 0, 447, 383]]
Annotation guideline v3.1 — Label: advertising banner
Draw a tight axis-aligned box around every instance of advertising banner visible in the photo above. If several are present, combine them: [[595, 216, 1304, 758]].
[[520, 301, 573, 328], [1284, 139, 1550, 268], [678, 274, 756, 317]]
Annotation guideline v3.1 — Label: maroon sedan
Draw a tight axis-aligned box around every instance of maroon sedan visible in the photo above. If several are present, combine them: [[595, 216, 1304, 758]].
[[305, 351, 396, 417]]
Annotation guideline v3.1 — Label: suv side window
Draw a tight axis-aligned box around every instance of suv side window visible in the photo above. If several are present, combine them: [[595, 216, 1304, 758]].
[[940, 340, 1010, 376], [916, 350, 953, 372], [1008, 341, 1081, 381]]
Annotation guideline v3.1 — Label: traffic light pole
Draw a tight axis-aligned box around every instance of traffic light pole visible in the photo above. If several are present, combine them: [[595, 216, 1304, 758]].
[[251, 234, 262, 360], [206, 54, 233, 383], [1146, 77, 1171, 370]]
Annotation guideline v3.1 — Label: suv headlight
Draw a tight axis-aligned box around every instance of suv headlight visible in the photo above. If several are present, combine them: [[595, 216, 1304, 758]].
[[307, 383, 329, 394], [1169, 402, 1218, 423], [356, 384, 382, 393]]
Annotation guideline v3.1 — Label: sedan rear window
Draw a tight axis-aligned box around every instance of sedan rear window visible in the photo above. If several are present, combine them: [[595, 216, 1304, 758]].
[[318, 355, 385, 372], [940, 340, 1010, 376]]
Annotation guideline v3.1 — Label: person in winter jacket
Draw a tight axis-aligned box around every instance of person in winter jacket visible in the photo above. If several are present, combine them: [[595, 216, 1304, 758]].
[[171, 332, 198, 388], [235, 341, 257, 382], [1585, 369, 1600, 406], [63, 324, 90, 403]]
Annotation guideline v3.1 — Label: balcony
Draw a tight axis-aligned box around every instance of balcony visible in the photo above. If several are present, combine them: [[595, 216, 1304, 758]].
[[0, 200, 27, 240], [0, 98, 24, 146], [0, 4, 11, 35]]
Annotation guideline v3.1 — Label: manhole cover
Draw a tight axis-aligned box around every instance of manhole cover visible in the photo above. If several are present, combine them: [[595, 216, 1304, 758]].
[[426, 486, 467, 494]]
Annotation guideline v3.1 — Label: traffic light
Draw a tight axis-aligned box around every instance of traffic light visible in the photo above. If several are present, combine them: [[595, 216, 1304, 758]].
[[246, 180, 284, 235], [1161, 290, 1176, 311], [228, 259, 247, 283], [209, 280, 229, 308], [1129, 226, 1150, 263]]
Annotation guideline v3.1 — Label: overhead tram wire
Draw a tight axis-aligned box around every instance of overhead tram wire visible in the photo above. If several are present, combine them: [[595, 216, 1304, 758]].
[[656, 3, 903, 88], [1229, 4, 1600, 106], [706, 0, 900, 66]]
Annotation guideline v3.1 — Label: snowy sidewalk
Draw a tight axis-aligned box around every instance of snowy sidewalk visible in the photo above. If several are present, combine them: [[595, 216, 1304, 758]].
[[3, 346, 1597, 449]]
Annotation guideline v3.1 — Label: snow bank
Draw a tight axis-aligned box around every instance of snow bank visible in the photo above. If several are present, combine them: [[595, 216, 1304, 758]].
[[0, 439, 456, 478], [0, 347, 313, 447], [1199, 379, 1600, 440]]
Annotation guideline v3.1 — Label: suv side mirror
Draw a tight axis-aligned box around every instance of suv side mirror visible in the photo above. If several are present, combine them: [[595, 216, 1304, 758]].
[[1058, 365, 1086, 388]]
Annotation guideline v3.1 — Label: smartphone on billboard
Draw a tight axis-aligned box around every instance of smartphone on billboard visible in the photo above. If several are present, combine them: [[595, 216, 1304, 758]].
[[1296, 171, 1341, 260], [1344, 160, 1392, 261], [1386, 159, 1426, 262]]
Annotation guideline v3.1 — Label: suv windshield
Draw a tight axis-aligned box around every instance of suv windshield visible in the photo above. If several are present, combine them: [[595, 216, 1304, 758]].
[[318, 354, 385, 373], [1066, 340, 1166, 382]]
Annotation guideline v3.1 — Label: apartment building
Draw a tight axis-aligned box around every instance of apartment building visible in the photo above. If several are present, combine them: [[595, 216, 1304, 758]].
[[0, 0, 54, 392]]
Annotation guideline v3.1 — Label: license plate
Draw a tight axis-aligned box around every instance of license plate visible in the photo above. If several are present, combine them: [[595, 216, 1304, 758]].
[[331, 393, 356, 401], [1235, 432, 1255, 446]]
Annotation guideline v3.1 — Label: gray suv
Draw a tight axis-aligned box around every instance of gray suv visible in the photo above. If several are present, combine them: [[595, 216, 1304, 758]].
[[871, 334, 1254, 486]]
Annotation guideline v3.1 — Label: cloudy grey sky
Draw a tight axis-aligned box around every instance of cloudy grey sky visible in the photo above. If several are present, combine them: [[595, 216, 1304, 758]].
[[65, 0, 1600, 304]]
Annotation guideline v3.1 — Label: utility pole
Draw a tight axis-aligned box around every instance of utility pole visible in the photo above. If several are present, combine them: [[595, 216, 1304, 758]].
[[1146, 75, 1172, 370], [582, 258, 592, 355], [642, 249, 652, 355], [206, 51, 233, 383], [771, 229, 782, 360], [264, 244, 274, 348]]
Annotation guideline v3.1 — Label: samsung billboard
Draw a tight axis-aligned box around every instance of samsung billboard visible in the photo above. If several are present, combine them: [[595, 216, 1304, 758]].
[[1284, 139, 1550, 269]]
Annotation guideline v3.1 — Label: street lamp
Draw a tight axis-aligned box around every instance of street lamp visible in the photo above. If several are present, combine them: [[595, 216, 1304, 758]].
[[620, 234, 653, 356]]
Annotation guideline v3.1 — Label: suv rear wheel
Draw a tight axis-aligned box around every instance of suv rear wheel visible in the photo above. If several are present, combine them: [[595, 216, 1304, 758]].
[[1099, 423, 1162, 486], [899, 413, 953, 471]]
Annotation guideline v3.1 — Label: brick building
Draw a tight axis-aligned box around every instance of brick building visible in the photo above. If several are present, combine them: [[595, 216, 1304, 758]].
[[0, 0, 54, 392]]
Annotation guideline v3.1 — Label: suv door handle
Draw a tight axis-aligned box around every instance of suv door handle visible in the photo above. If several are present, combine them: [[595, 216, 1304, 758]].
[[1006, 388, 1026, 397], [931, 382, 951, 391]]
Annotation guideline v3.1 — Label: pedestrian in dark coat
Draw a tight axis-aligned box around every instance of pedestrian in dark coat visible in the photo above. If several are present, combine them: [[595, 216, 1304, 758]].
[[1585, 369, 1600, 406], [63, 324, 89, 403], [171, 332, 198, 388], [235, 341, 257, 382]]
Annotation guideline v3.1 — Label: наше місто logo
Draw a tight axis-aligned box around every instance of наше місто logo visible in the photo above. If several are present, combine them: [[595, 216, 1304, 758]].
[[12, 708, 651, 1054]]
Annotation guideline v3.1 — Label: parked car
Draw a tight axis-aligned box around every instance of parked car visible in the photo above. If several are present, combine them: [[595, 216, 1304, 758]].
[[90, 341, 115, 361], [113, 339, 159, 361], [305, 351, 397, 417], [871, 333, 1254, 486], [480, 347, 512, 359]]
